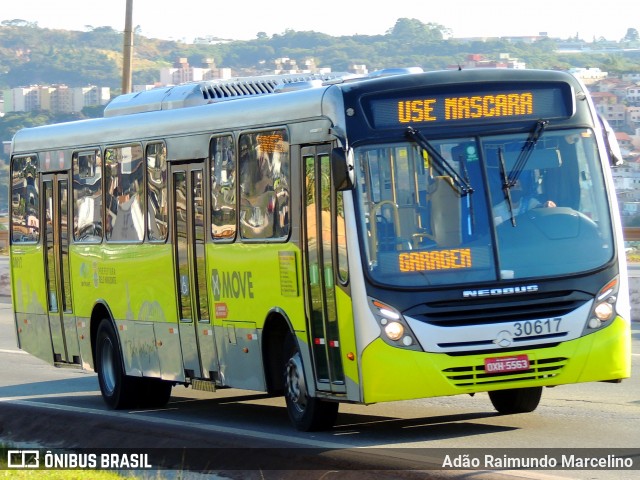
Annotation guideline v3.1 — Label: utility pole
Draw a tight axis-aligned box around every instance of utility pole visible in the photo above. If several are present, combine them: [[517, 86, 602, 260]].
[[122, 0, 134, 94]]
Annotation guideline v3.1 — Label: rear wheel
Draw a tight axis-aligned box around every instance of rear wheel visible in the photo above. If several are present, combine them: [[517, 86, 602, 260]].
[[139, 378, 172, 408], [95, 319, 172, 409], [283, 333, 338, 431], [488, 386, 543, 414], [95, 319, 136, 409]]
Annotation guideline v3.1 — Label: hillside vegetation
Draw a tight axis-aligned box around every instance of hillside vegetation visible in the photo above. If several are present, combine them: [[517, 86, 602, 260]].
[[2, 18, 639, 92], [0, 17, 639, 146]]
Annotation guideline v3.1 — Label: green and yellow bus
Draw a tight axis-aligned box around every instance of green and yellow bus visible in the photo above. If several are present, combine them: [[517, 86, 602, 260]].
[[10, 68, 631, 431]]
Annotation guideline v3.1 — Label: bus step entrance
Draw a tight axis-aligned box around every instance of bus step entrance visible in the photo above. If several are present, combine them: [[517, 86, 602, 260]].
[[53, 354, 82, 369], [191, 379, 217, 392]]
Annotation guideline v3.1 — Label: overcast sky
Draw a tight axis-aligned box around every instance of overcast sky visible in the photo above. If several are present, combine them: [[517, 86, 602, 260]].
[[0, 0, 636, 42]]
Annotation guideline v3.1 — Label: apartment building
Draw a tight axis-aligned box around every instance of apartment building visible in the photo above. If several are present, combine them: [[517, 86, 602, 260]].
[[159, 58, 232, 85], [2, 85, 110, 114]]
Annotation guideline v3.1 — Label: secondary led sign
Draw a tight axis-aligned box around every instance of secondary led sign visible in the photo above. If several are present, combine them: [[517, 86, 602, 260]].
[[398, 248, 473, 273]]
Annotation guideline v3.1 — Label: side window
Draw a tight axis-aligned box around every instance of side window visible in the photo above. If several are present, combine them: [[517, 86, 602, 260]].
[[73, 150, 103, 242], [210, 135, 236, 241], [105, 144, 144, 242], [147, 143, 168, 242], [10, 155, 40, 243], [239, 129, 290, 240]]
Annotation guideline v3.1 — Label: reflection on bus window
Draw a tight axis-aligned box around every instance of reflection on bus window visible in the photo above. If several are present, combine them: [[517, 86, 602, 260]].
[[210, 135, 236, 241], [11, 155, 40, 243], [147, 143, 168, 242], [239, 130, 290, 240], [336, 189, 349, 284], [73, 150, 103, 242], [105, 145, 144, 242]]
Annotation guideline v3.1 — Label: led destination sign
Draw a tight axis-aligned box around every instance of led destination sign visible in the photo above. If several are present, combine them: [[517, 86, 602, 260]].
[[367, 83, 573, 128], [399, 92, 533, 123]]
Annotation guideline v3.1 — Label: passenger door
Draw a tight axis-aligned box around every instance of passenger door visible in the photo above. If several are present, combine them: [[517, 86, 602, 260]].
[[42, 172, 79, 365], [171, 162, 220, 381], [302, 145, 346, 394]]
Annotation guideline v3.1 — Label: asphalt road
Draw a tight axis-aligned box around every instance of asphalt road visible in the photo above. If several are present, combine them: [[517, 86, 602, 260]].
[[0, 252, 639, 479], [0, 295, 639, 480]]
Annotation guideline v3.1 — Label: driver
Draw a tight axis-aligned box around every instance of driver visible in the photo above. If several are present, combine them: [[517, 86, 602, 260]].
[[494, 176, 555, 226]]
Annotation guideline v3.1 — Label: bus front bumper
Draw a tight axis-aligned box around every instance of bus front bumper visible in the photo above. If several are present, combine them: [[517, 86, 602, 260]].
[[360, 316, 631, 404]]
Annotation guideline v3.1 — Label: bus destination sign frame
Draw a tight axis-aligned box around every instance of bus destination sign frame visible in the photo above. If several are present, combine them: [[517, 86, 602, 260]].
[[365, 82, 574, 129]]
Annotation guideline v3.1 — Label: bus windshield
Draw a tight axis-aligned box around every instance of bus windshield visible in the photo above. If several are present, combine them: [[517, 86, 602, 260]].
[[354, 128, 614, 287]]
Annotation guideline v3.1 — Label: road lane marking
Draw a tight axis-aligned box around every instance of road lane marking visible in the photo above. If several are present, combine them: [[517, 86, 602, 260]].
[[0, 348, 27, 354]]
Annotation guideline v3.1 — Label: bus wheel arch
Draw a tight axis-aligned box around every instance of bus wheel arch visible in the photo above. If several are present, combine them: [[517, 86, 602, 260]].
[[90, 302, 116, 369], [283, 331, 339, 431], [262, 310, 290, 395]]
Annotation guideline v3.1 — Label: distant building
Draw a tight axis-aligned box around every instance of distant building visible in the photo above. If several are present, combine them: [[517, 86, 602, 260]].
[[622, 73, 640, 83], [628, 107, 640, 130], [2, 85, 110, 114], [568, 67, 608, 84], [627, 86, 640, 106], [159, 58, 232, 85], [350, 64, 368, 75], [454, 34, 547, 44], [590, 91, 626, 128], [272, 57, 330, 75], [447, 53, 525, 70], [616, 131, 634, 155]]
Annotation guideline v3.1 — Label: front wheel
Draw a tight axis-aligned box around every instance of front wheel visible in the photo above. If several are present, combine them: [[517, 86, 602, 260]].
[[488, 386, 543, 414], [283, 333, 338, 431]]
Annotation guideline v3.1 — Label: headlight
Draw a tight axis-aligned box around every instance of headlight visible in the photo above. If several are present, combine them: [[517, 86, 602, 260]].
[[585, 276, 619, 332], [368, 297, 421, 351], [384, 321, 404, 341], [594, 301, 614, 321]]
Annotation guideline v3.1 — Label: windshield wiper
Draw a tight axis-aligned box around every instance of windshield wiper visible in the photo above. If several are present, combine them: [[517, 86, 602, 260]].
[[498, 147, 516, 227], [406, 127, 473, 196], [507, 119, 548, 186]]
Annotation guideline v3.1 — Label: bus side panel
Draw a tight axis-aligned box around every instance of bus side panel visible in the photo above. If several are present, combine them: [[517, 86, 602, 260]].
[[208, 243, 305, 390], [335, 287, 360, 400], [70, 243, 184, 381], [360, 317, 630, 404], [11, 246, 53, 364]]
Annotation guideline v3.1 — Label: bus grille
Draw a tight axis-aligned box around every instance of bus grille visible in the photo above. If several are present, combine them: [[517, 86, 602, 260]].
[[405, 291, 591, 327], [442, 356, 568, 387]]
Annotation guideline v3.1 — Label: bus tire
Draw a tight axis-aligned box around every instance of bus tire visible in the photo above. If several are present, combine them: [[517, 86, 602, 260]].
[[488, 386, 543, 414], [139, 378, 172, 408], [283, 333, 338, 431], [95, 319, 136, 409]]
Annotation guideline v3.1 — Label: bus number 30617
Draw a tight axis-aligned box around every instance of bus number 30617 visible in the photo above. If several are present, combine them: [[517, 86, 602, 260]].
[[513, 318, 562, 337]]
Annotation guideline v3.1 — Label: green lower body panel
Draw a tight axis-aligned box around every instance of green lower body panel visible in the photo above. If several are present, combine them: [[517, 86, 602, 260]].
[[361, 316, 630, 404]]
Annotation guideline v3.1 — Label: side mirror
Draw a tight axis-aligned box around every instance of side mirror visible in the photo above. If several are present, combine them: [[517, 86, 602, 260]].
[[331, 147, 353, 191], [599, 116, 623, 166]]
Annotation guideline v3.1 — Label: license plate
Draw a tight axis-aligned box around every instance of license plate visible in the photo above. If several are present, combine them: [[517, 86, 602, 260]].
[[484, 354, 530, 374]]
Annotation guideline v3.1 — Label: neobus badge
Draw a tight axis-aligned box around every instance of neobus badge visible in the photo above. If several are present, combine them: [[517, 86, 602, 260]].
[[463, 285, 539, 298]]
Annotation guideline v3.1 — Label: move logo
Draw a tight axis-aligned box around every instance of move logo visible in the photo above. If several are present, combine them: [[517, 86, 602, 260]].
[[212, 269, 255, 301]]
